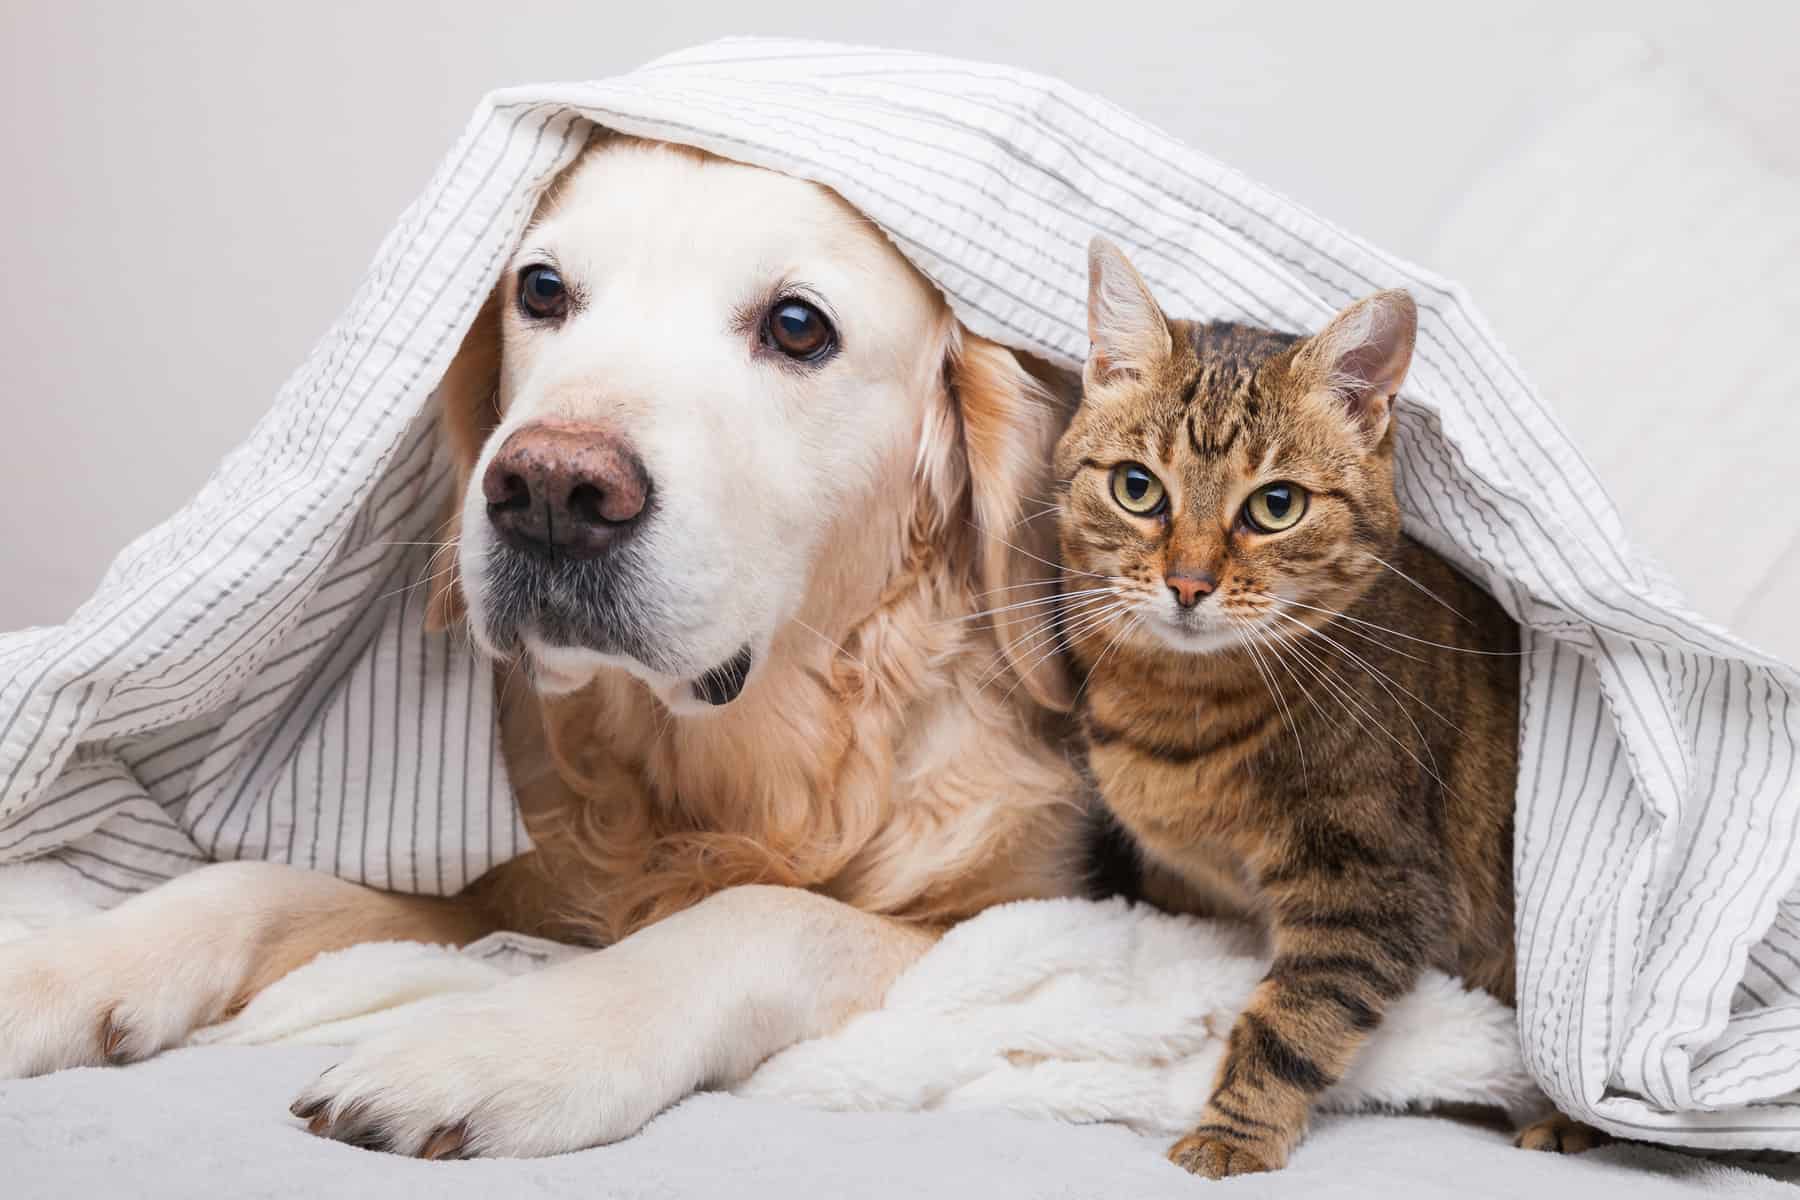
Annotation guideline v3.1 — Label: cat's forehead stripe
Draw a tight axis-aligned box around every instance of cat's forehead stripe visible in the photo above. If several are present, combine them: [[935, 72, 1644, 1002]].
[[1188, 411, 1242, 462]]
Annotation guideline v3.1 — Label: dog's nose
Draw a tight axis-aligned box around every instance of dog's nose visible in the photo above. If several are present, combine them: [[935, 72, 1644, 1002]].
[[482, 421, 650, 560], [1165, 570, 1216, 609]]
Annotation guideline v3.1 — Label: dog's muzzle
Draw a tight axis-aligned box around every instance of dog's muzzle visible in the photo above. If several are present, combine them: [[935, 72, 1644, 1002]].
[[476, 418, 667, 666]]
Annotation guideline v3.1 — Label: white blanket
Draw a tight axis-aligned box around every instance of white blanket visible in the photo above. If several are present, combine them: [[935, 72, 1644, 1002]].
[[1, 37, 1797, 1148], [177, 898, 1535, 1130]]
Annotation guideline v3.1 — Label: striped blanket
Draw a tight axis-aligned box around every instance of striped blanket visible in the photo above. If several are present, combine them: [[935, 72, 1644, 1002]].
[[1, 37, 1796, 1150]]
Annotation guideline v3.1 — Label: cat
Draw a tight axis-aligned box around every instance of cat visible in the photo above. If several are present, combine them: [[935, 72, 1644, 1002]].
[[1055, 237, 1596, 1176]]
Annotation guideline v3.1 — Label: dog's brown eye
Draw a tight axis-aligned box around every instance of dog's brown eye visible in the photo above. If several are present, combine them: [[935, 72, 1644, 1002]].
[[518, 265, 568, 320], [765, 299, 836, 362]]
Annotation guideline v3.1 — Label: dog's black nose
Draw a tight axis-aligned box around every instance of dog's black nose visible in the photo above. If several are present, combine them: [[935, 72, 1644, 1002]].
[[483, 421, 651, 560]]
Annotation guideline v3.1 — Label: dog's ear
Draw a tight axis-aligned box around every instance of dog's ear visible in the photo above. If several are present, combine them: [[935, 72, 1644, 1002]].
[[424, 287, 504, 633], [940, 329, 1076, 713]]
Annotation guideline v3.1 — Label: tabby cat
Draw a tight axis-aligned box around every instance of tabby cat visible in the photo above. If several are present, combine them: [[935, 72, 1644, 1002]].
[[1057, 238, 1588, 1177]]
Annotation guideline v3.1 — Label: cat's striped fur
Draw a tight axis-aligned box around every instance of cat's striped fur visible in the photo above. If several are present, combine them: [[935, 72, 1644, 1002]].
[[1057, 238, 1543, 1177]]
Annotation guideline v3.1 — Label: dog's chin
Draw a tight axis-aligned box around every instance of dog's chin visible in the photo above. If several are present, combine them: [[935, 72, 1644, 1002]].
[[522, 633, 757, 715]]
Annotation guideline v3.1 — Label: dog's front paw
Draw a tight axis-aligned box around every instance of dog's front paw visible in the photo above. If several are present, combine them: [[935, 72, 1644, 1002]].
[[290, 982, 683, 1158], [0, 927, 216, 1078]]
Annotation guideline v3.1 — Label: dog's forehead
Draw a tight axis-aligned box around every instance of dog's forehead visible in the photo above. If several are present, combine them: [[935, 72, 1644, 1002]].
[[525, 142, 892, 283]]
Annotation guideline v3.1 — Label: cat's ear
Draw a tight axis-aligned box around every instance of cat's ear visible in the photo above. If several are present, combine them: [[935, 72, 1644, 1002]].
[[1086, 236, 1172, 386], [1297, 289, 1416, 444]]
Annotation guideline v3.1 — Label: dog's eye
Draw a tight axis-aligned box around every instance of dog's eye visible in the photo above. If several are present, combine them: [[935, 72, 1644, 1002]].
[[764, 299, 836, 362], [518, 265, 569, 320]]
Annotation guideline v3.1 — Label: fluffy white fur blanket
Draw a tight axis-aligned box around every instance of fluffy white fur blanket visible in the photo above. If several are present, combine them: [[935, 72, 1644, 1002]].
[[185, 897, 1536, 1134]]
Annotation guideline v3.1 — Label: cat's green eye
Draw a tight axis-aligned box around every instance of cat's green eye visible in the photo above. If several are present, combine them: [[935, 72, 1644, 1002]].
[[1243, 483, 1308, 533], [1110, 463, 1166, 515]]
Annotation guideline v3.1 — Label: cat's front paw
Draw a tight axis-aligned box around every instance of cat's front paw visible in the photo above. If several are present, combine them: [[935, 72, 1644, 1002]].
[[1514, 1113, 1609, 1154], [1168, 1128, 1283, 1179]]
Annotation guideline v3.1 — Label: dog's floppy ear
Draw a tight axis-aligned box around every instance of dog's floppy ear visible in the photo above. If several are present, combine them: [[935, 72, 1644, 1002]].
[[941, 329, 1076, 713], [424, 287, 504, 633]]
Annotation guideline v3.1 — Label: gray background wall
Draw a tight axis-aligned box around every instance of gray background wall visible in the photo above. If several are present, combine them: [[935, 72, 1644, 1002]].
[[3, 5, 1796, 661]]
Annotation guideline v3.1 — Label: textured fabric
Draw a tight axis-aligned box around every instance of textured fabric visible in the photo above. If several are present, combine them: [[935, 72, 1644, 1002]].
[[177, 899, 1537, 1127], [11, 1048, 1795, 1200], [0, 37, 1796, 1148]]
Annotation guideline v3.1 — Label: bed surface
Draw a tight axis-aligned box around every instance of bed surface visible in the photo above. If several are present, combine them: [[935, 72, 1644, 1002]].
[[5, 1044, 1794, 1199]]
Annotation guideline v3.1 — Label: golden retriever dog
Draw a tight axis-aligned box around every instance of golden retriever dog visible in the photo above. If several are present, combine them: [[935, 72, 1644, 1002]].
[[0, 136, 1096, 1158]]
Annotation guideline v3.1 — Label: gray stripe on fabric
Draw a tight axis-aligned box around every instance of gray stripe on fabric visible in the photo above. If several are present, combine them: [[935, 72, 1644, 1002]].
[[0, 102, 571, 805], [103, 423, 446, 713]]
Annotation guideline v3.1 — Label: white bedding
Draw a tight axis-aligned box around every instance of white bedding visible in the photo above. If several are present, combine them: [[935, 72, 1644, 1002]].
[[177, 899, 1535, 1130], [2, 36, 1798, 1153], [7, 1045, 1794, 1200]]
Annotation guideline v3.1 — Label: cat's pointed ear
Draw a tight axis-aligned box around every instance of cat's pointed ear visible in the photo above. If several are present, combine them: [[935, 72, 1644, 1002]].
[[1086, 236, 1172, 386], [1297, 289, 1416, 443]]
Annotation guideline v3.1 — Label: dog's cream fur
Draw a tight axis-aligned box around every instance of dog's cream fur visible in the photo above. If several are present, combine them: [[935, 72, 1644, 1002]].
[[0, 137, 1097, 1158]]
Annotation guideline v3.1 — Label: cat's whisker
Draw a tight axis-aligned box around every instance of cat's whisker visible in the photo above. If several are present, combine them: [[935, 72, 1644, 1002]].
[[974, 578, 1070, 598], [981, 590, 1126, 655], [1274, 623, 1461, 798], [995, 597, 1130, 691], [970, 591, 1120, 625], [969, 601, 1098, 684], [965, 520, 1115, 582], [1253, 593, 1523, 656], [1008, 502, 1064, 531], [1231, 619, 1310, 802], [1259, 600, 1427, 664], [993, 600, 1134, 700], [946, 585, 1121, 626], [1269, 610, 1463, 734], [1363, 551, 1474, 626], [1264, 629, 1392, 755], [1067, 611, 1143, 711], [1277, 620, 1449, 786], [977, 596, 1130, 690], [1017, 598, 1134, 673]]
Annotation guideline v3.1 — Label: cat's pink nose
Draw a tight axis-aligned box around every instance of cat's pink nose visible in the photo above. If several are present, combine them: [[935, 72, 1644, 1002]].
[[1166, 571, 1216, 609]]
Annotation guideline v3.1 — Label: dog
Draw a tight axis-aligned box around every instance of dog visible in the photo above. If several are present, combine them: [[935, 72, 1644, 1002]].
[[0, 136, 1098, 1158]]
